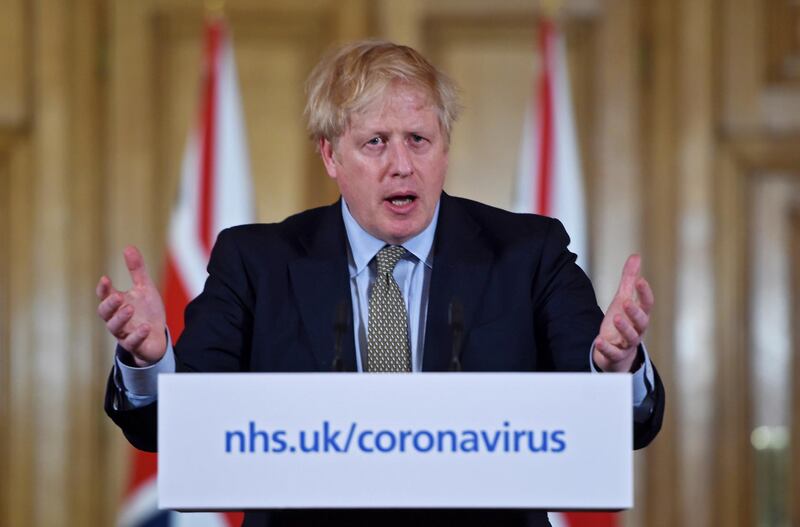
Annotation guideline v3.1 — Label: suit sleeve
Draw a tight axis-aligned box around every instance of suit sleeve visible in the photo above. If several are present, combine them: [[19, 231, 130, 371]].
[[175, 228, 255, 373], [531, 218, 603, 372], [103, 228, 255, 452], [531, 218, 665, 449]]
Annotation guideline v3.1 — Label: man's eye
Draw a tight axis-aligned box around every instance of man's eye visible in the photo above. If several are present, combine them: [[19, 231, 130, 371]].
[[366, 137, 383, 146], [411, 134, 426, 143]]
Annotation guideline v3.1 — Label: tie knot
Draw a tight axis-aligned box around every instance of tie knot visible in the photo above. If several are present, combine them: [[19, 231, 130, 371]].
[[375, 245, 406, 275]]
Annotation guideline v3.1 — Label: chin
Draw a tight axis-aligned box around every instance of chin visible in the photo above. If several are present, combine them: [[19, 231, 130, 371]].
[[376, 217, 428, 244], [390, 228, 422, 244]]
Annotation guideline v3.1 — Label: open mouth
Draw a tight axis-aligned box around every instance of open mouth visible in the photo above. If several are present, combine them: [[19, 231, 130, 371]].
[[387, 195, 415, 206]]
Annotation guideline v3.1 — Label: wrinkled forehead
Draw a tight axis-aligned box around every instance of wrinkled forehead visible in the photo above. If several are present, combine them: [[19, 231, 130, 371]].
[[342, 80, 443, 134], [355, 83, 433, 118]]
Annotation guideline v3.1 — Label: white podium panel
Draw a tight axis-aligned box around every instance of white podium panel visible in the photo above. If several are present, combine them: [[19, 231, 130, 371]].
[[158, 373, 632, 510]]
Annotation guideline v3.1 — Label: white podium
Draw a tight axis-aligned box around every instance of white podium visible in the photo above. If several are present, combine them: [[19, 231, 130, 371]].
[[158, 373, 632, 510]]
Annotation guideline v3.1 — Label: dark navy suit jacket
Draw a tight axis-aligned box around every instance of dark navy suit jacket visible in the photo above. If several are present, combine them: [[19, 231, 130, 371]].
[[106, 193, 665, 527]]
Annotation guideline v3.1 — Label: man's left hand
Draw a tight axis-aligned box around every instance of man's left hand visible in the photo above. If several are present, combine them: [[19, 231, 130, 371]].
[[593, 254, 653, 372]]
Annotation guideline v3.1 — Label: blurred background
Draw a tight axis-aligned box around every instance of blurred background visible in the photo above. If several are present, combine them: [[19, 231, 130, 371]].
[[0, 0, 798, 525]]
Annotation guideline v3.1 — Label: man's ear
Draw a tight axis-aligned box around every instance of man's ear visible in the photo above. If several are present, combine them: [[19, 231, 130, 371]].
[[319, 138, 337, 180]]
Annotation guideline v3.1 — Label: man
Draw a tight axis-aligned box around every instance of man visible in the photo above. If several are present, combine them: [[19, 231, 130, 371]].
[[98, 40, 664, 527]]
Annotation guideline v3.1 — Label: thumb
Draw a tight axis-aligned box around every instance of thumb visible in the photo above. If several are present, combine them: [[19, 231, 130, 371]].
[[616, 253, 641, 297], [123, 245, 153, 287]]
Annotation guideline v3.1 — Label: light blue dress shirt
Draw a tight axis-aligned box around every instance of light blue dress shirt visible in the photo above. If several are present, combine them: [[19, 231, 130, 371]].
[[115, 198, 654, 417], [341, 199, 437, 373]]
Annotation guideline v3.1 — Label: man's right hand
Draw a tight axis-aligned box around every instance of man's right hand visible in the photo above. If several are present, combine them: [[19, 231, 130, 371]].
[[96, 246, 167, 367]]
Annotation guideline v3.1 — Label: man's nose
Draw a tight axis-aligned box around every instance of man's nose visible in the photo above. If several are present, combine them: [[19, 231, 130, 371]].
[[388, 141, 413, 177]]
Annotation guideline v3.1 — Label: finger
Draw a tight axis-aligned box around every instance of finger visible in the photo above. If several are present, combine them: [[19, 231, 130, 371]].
[[123, 246, 152, 288], [97, 292, 124, 321], [120, 323, 150, 353], [95, 276, 120, 301], [616, 254, 641, 297], [613, 314, 640, 350], [636, 277, 655, 314], [624, 300, 650, 334], [594, 337, 627, 364], [106, 304, 134, 338]]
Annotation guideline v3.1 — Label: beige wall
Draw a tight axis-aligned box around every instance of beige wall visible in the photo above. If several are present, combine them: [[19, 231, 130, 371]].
[[1, 0, 799, 525]]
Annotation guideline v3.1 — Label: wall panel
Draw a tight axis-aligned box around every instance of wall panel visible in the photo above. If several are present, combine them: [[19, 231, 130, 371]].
[[65, 0, 107, 524], [672, 0, 717, 525], [638, 0, 680, 523], [5, 136, 34, 527], [29, 0, 74, 523], [0, 134, 10, 527], [714, 2, 800, 526], [748, 174, 800, 526], [714, 138, 800, 526], [0, 0, 28, 126], [790, 210, 800, 527], [765, 0, 800, 85]]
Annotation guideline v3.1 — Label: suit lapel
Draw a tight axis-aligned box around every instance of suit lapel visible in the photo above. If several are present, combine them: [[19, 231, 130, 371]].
[[288, 201, 358, 372], [423, 194, 494, 371]]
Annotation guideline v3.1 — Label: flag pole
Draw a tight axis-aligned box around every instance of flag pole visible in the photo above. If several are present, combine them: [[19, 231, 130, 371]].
[[540, 0, 563, 20], [205, 0, 225, 19]]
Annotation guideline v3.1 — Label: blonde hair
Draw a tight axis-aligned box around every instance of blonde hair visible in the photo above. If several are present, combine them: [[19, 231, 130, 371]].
[[305, 40, 461, 146]]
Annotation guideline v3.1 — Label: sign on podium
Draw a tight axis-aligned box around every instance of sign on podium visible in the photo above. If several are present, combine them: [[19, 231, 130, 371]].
[[158, 373, 632, 510]]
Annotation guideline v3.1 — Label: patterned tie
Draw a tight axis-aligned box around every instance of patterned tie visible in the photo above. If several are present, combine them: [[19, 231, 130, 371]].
[[367, 245, 411, 372]]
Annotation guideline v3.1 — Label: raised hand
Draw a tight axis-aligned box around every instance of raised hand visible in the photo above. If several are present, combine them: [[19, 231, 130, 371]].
[[96, 246, 167, 366], [593, 254, 654, 373]]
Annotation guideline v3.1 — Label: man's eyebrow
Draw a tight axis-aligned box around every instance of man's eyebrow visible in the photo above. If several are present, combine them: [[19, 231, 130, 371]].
[[354, 130, 387, 140], [352, 122, 437, 137], [350, 124, 385, 135]]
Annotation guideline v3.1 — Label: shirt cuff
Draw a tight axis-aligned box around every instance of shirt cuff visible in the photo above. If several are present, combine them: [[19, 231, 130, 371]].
[[589, 343, 655, 421], [113, 333, 176, 409]]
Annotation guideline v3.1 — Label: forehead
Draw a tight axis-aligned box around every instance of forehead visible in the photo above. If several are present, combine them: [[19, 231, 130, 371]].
[[348, 83, 439, 131]]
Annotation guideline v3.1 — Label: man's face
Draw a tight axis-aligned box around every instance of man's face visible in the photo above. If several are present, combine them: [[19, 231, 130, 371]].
[[319, 83, 449, 245]]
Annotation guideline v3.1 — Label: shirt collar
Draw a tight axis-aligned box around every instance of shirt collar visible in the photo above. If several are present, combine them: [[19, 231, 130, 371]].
[[341, 198, 439, 277]]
